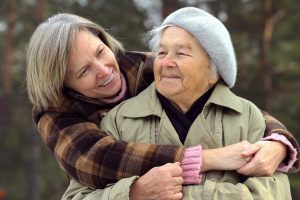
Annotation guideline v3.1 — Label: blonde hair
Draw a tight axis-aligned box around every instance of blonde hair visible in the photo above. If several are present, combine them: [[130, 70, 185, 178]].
[[26, 13, 124, 111]]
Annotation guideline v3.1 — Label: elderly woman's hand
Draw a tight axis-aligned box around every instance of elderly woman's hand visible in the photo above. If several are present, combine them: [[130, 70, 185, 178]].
[[237, 140, 287, 176], [129, 162, 183, 200], [201, 141, 259, 172]]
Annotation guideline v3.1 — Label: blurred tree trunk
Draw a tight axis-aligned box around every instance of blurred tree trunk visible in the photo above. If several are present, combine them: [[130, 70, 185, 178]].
[[0, 0, 16, 185], [259, 0, 294, 111], [34, 0, 46, 25], [27, 1, 46, 200], [3, 0, 16, 96], [161, 0, 181, 18], [211, 0, 221, 16], [259, 0, 273, 111]]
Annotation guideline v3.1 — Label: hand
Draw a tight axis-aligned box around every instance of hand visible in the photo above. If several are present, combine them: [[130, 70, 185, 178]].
[[237, 140, 287, 176], [202, 141, 259, 172], [129, 162, 183, 200]]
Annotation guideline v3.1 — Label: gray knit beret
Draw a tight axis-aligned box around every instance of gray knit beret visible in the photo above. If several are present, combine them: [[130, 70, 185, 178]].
[[162, 7, 237, 88]]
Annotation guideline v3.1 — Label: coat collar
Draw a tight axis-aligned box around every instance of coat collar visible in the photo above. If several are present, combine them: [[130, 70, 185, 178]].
[[206, 81, 242, 113], [122, 83, 163, 118], [122, 81, 242, 118]]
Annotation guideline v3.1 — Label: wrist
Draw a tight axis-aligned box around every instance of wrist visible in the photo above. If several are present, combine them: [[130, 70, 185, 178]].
[[129, 179, 139, 200], [201, 148, 218, 172]]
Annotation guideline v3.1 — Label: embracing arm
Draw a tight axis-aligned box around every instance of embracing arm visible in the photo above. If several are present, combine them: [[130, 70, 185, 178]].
[[34, 109, 185, 189], [34, 108, 298, 189], [60, 139, 290, 200]]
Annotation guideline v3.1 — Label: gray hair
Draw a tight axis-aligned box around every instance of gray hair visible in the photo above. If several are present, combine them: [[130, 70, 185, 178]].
[[26, 13, 124, 111], [146, 24, 219, 79]]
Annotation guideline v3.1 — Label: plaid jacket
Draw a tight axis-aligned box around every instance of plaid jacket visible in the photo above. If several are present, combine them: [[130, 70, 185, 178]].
[[33, 51, 299, 189]]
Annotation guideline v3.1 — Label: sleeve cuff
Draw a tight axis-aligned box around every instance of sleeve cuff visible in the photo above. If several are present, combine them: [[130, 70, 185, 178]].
[[109, 176, 139, 199], [181, 145, 203, 185]]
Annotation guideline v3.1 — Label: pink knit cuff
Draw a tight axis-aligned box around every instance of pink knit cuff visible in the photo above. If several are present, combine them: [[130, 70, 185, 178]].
[[261, 133, 297, 172], [180, 145, 202, 185]]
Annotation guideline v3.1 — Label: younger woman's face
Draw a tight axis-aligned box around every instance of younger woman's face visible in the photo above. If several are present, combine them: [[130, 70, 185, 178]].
[[65, 29, 121, 99]]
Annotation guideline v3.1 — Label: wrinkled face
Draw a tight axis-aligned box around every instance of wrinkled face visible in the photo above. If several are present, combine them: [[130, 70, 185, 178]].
[[154, 26, 218, 112], [65, 29, 121, 99]]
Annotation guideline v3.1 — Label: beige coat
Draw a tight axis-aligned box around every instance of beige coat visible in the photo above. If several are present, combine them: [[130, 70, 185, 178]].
[[62, 82, 291, 200]]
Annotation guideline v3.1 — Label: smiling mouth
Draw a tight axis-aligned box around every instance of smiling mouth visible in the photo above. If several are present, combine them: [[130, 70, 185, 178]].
[[98, 72, 114, 87], [162, 75, 180, 79]]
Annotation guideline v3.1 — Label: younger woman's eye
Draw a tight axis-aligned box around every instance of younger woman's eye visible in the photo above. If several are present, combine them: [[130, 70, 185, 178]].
[[97, 48, 104, 57], [78, 66, 90, 78]]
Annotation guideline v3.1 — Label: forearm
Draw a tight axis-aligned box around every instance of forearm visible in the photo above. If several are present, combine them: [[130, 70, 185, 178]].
[[36, 112, 184, 189], [201, 141, 258, 173], [50, 133, 184, 188], [261, 110, 300, 172]]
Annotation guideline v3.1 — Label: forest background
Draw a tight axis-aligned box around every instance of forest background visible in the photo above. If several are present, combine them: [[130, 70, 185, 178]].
[[0, 0, 299, 199]]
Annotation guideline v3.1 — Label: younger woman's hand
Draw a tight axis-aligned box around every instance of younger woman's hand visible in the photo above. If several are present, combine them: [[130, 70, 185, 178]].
[[237, 140, 286, 176]]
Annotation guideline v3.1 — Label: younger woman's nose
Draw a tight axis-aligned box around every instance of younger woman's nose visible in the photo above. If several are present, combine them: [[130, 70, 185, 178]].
[[94, 62, 110, 78]]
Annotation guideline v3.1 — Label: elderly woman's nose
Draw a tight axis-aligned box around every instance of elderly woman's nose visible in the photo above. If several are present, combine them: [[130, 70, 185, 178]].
[[160, 55, 176, 67]]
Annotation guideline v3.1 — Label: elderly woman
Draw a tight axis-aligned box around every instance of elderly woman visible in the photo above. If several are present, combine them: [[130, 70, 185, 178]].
[[26, 11, 297, 199], [61, 7, 293, 199]]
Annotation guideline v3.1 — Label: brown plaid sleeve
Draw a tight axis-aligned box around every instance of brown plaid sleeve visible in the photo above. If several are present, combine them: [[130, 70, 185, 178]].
[[35, 110, 185, 188], [262, 110, 300, 172]]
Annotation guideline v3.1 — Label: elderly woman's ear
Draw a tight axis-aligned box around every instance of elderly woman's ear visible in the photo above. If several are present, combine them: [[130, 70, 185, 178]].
[[208, 62, 220, 86]]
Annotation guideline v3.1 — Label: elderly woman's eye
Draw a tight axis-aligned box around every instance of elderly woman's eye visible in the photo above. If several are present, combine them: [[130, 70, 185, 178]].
[[177, 51, 191, 57], [157, 51, 166, 56], [178, 52, 187, 56]]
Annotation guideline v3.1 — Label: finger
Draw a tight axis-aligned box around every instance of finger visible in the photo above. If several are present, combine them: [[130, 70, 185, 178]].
[[244, 156, 253, 163], [172, 176, 184, 185], [163, 163, 175, 167], [237, 165, 252, 175], [237, 160, 256, 175], [172, 192, 183, 200], [164, 162, 180, 167], [160, 163, 183, 177], [241, 144, 260, 156], [166, 165, 183, 177], [171, 185, 183, 193], [241, 150, 251, 157]]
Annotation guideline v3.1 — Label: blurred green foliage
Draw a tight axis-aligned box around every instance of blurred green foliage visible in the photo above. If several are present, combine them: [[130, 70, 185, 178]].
[[0, 0, 299, 199]]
